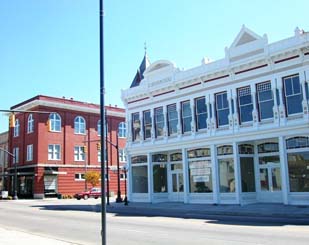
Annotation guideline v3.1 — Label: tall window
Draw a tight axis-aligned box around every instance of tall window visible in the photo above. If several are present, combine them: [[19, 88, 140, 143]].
[[27, 114, 34, 133], [283, 74, 303, 115], [167, 104, 178, 135], [119, 148, 127, 162], [256, 81, 274, 120], [13, 147, 19, 164], [181, 101, 192, 133], [238, 86, 253, 123], [195, 97, 207, 131], [48, 144, 61, 160], [118, 122, 126, 138], [74, 116, 86, 134], [49, 113, 61, 132], [143, 110, 152, 139], [13, 119, 20, 137], [132, 113, 140, 141], [26, 144, 33, 161], [216, 92, 229, 127], [74, 146, 85, 161], [154, 107, 164, 137], [97, 120, 101, 136]]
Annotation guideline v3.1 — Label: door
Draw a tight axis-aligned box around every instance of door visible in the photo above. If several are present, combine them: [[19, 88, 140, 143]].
[[258, 156, 282, 202], [170, 171, 184, 202]]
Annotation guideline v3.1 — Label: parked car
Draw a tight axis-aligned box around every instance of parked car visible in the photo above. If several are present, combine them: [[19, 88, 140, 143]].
[[74, 187, 101, 200]]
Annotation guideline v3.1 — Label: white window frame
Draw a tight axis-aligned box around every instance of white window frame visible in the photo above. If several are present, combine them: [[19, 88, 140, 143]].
[[26, 144, 33, 161], [14, 119, 20, 137], [74, 116, 86, 134], [118, 122, 126, 138], [49, 113, 61, 132], [48, 144, 61, 160], [27, 114, 34, 133], [181, 100, 192, 133], [74, 146, 85, 161], [216, 92, 229, 127], [75, 173, 85, 181], [283, 74, 303, 116], [237, 86, 253, 124], [119, 148, 127, 162], [257, 81, 274, 121]]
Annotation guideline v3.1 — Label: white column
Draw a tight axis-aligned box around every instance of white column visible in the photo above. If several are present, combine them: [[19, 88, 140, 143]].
[[150, 109, 155, 142], [250, 84, 258, 127], [176, 102, 182, 137], [300, 71, 309, 117], [210, 94, 216, 134], [233, 142, 241, 205], [147, 153, 153, 203], [206, 95, 211, 136], [127, 153, 132, 201], [139, 111, 144, 143], [271, 77, 280, 124], [276, 76, 287, 125], [163, 106, 168, 140], [232, 90, 239, 131], [227, 89, 234, 130], [182, 148, 189, 203], [190, 98, 196, 135], [211, 144, 219, 204], [279, 136, 289, 204]]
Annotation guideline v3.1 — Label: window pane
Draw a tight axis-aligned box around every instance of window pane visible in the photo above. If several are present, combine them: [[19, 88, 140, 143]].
[[260, 100, 274, 119], [288, 152, 309, 192], [260, 168, 269, 191], [240, 104, 253, 122], [259, 90, 272, 101], [287, 94, 303, 115], [189, 160, 212, 193], [132, 166, 148, 193], [293, 76, 301, 94], [240, 157, 256, 192], [219, 158, 235, 193], [272, 167, 282, 191], [218, 109, 229, 126], [153, 165, 167, 193], [284, 78, 293, 96]]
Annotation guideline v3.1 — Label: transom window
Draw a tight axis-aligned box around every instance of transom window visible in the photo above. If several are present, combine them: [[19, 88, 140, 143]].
[[167, 104, 178, 136], [283, 74, 303, 115], [188, 148, 211, 158], [181, 101, 192, 133], [154, 107, 164, 137], [74, 146, 85, 161], [217, 145, 233, 155], [49, 113, 61, 132], [257, 81, 274, 120], [152, 154, 167, 162], [131, 155, 147, 164], [13, 119, 20, 137], [216, 92, 229, 127], [238, 86, 253, 123], [170, 153, 182, 161], [48, 144, 61, 160], [195, 97, 207, 131], [258, 142, 279, 153], [132, 112, 140, 141], [143, 110, 152, 139], [74, 116, 86, 134], [238, 144, 254, 154], [286, 137, 309, 149], [27, 114, 34, 133], [118, 122, 126, 138]]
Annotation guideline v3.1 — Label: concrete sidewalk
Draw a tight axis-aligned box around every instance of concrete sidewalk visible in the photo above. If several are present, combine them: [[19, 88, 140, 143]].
[[106, 201, 309, 221], [0, 226, 74, 245]]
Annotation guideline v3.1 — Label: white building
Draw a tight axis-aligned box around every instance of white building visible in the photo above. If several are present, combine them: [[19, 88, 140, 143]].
[[121, 26, 309, 205]]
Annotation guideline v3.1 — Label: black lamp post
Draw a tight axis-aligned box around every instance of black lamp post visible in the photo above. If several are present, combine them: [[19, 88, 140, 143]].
[[115, 130, 122, 203]]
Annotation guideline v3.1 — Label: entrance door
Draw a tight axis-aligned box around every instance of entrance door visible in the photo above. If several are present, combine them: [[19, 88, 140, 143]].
[[170, 171, 184, 202], [258, 156, 282, 202]]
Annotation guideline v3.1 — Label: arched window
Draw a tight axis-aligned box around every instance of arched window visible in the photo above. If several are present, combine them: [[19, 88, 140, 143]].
[[49, 113, 61, 132], [27, 114, 34, 133], [118, 122, 126, 138], [74, 116, 86, 134], [13, 119, 20, 137], [286, 136, 309, 149]]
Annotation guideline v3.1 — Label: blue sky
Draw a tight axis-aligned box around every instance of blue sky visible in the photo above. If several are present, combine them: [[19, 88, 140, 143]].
[[1, 0, 309, 133]]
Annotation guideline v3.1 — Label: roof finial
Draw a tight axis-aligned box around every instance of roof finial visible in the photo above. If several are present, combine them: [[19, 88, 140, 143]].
[[144, 41, 147, 55]]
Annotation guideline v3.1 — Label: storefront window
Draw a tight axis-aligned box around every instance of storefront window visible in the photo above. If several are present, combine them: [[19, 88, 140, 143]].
[[240, 157, 255, 192], [189, 160, 212, 193], [218, 158, 235, 193], [153, 165, 167, 193], [287, 152, 309, 192], [132, 166, 148, 193]]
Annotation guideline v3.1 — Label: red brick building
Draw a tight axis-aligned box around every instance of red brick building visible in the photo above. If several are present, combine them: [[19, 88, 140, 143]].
[[7, 95, 126, 199]]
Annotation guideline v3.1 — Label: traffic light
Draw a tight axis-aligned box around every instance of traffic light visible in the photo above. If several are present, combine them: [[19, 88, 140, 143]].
[[97, 142, 101, 150], [82, 146, 87, 153], [9, 114, 15, 128]]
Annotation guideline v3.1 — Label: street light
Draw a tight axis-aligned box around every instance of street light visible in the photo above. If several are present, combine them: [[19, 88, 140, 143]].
[[115, 130, 122, 203], [123, 164, 128, 206]]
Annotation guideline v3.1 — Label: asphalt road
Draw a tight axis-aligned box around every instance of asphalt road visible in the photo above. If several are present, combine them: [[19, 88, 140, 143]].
[[0, 199, 309, 245]]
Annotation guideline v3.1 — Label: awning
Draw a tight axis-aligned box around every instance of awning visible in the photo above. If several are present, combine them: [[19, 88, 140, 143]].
[[44, 170, 67, 175]]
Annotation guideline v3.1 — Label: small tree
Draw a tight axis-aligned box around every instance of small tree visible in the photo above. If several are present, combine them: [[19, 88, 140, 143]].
[[84, 171, 100, 189]]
